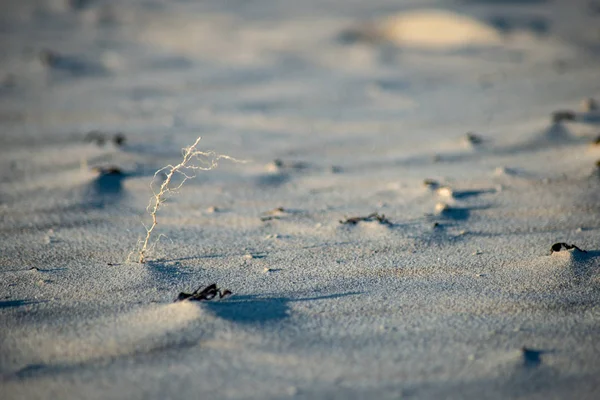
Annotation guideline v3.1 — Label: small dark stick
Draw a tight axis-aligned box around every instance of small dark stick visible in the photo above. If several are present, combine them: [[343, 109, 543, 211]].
[[271, 159, 309, 170], [260, 206, 286, 221], [340, 212, 392, 226]]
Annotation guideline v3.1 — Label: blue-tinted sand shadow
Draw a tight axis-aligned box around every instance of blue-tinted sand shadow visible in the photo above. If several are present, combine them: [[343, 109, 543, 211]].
[[256, 172, 292, 188], [84, 171, 128, 209], [40, 50, 109, 78], [450, 189, 496, 200], [0, 299, 46, 309], [146, 260, 194, 284], [204, 292, 361, 325], [433, 205, 491, 222]]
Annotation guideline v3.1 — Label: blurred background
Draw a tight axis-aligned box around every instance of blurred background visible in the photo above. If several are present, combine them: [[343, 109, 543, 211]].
[[0, 0, 599, 159]]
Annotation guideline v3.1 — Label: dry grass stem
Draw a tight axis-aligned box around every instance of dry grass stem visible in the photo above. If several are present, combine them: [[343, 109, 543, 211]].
[[133, 137, 241, 263]]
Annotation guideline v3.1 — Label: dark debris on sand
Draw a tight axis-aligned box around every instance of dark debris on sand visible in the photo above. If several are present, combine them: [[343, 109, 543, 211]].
[[423, 178, 440, 189], [464, 132, 484, 145], [550, 242, 586, 254], [260, 206, 287, 222], [175, 283, 232, 302], [272, 159, 309, 171], [85, 131, 126, 147], [340, 212, 392, 226], [91, 166, 124, 176], [551, 110, 576, 123]]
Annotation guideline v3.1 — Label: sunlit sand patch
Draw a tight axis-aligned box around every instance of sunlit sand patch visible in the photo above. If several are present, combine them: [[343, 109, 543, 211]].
[[345, 10, 503, 49], [4, 301, 206, 372]]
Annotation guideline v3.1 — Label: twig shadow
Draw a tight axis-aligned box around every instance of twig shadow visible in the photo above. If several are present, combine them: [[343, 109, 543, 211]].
[[146, 260, 193, 283], [204, 292, 361, 325], [450, 188, 497, 200]]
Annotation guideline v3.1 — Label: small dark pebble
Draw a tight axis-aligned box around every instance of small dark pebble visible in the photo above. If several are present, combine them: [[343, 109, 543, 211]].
[[592, 135, 600, 145], [432, 222, 440, 228], [175, 283, 231, 302], [550, 242, 586, 254], [423, 178, 439, 188], [552, 110, 576, 123], [465, 132, 483, 145], [340, 212, 392, 226]]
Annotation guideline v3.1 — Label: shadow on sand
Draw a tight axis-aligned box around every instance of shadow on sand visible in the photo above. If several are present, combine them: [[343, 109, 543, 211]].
[[204, 292, 361, 324], [0, 299, 47, 309]]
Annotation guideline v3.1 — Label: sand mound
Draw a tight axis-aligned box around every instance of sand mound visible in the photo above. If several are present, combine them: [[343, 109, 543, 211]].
[[355, 9, 503, 49], [507, 250, 600, 294], [1, 302, 205, 376]]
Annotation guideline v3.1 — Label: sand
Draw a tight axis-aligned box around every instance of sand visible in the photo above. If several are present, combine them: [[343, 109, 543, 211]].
[[1, 0, 600, 399]]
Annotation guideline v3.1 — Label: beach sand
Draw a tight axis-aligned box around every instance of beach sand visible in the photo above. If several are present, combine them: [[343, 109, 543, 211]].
[[1, 0, 600, 399]]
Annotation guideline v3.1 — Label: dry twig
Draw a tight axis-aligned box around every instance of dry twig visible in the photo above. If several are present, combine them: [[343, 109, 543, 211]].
[[132, 137, 240, 263]]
